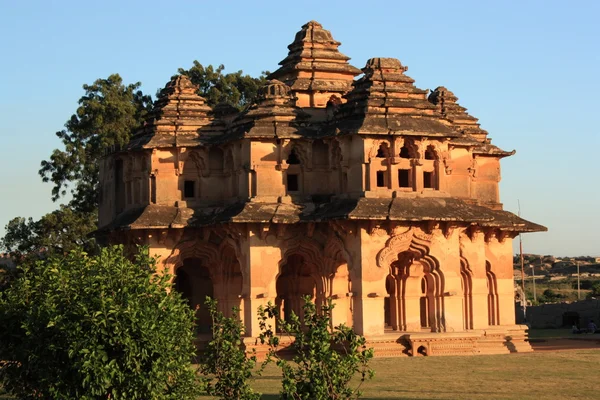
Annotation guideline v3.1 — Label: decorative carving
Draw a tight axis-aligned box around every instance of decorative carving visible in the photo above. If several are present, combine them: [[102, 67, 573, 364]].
[[377, 227, 433, 268], [443, 223, 458, 239]]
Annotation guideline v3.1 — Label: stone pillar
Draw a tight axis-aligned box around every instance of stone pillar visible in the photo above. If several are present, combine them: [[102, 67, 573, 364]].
[[441, 274, 465, 332], [330, 263, 352, 328], [471, 277, 490, 329], [486, 237, 518, 326], [241, 228, 281, 337], [343, 225, 387, 336], [404, 276, 423, 331]]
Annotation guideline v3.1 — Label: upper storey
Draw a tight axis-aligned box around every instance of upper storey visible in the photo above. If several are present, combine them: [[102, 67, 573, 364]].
[[268, 21, 362, 108], [97, 21, 545, 235]]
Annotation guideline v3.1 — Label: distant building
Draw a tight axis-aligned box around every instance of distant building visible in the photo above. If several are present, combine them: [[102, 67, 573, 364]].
[[97, 21, 546, 356]]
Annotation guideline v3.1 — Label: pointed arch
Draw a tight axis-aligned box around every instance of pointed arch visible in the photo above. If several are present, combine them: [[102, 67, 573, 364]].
[[486, 260, 499, 326], [460, 256, 473, 330]]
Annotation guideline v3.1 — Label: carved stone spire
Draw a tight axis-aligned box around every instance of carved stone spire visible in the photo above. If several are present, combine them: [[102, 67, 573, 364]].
[[336, 58, 455, 137], [231, 80, 307, 138], [128, 75, 219, 148], [428, 86, 488, 142], [268, 21, 361, 108]]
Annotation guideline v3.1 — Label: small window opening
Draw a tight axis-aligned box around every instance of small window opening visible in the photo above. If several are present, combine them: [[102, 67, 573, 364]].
[[425, 147, 436, 160], [423, 171, 434, 189], [376, 144, 389, 158], [287, 174, 299, 192], [398, 169, 410, 188], [287, 149, 301, 165], [184, 180, 195, 198], [376, 171, 386, 187], [400, 146, 410, 159]]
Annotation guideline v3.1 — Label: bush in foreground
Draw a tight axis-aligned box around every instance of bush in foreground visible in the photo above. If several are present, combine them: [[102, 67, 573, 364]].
[[259, 297, 374, 400], [0, 246, 199, 399], [199, 297, 261, 400]]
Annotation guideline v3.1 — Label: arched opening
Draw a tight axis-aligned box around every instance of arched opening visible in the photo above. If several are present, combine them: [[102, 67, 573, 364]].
[[385, 251, 443, 332], [384, 274, 396, 329], [174, 258, 214, 334], [399, 145, 410, 159], [460, 259, 473, 330], [276, 254, 316, 330], [286, 148, 302, 193], [181, 154, 200, 199], [286, 148, 301, 165], [420, 276, 430, 329], [214, 256, 244, 321], [422, 145, 438, 190], [424, 146, 436, 160], [376, 143, 390, 158], [486, 261, 499, 326]]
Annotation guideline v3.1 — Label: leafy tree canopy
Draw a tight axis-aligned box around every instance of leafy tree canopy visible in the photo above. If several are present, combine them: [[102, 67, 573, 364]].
[[0, 245, 200, 399], [179, 61, 268, 109], [3, 65, 265, 259], [39, 74, 153, 213], [0, 206, 97, 258]]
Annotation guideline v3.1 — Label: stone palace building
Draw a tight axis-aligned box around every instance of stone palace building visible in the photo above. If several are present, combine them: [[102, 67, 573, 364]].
[[98, 21, 546, 356]]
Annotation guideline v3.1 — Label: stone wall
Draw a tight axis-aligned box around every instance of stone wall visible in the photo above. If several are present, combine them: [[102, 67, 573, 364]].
[[526, 299, 600, 328]]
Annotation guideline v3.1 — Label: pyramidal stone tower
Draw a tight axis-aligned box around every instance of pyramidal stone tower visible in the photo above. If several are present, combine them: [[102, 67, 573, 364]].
[[98, 21, 545, 357]]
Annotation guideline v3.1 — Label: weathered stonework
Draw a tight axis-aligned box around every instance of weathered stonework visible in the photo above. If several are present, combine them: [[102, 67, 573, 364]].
[[97, 21, 546, 356]]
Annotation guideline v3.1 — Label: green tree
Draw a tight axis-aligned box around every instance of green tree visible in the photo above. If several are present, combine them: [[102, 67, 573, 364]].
[[1, 74, 151, 260], [179, 61, 268, 109], [199, 298, 261, 400], [1, 205, 97, 258], [0, 245, 200, 399], [39, 74, 152, 213], [258, 297, 374, 400]]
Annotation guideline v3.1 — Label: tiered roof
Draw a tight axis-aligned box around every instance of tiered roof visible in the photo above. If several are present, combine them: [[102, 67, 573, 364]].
[[229, 80, 310, 139], [428, 86, 488, 142], [335, 58, 456, 137], [128, 75, 218, 149], [268, 21, 361, 104]]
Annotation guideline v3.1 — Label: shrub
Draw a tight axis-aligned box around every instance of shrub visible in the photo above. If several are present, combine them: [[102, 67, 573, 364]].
[[199, 297, 261, 400], [258, 296, 374, 400], [0, 246, 200, 399]]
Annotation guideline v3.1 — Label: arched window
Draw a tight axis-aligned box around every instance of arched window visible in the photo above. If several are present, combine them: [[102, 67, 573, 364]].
[[400, 146, 411, 159], [425, 146, 436, 160], [422, 145, 438, 190], [286, 148, 302, 193], [420, 276, 430, 328], [486, 261, 499, 326], [376, 143, 390, 158], [286, 148, 301, 165]]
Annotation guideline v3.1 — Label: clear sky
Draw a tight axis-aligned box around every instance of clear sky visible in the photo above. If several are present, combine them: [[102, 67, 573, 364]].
[[0, 0, 598, 257]]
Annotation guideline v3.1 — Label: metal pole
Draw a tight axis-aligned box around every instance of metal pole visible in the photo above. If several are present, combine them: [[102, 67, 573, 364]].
[[531, 265, 537, 303], [577, 262, 581, 301], [518, 200, 525, 295]]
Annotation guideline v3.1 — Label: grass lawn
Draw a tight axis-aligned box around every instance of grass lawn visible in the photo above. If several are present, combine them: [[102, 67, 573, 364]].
[[244, 349, 600, 400], [2, 347, 599, 399]]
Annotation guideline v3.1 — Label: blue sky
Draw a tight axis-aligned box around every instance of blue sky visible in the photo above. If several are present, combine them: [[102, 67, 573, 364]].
[[0, 0, 598, 256]]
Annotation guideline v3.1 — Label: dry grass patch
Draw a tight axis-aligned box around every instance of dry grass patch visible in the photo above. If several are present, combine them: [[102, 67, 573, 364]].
[[247, 349, 600, 400]]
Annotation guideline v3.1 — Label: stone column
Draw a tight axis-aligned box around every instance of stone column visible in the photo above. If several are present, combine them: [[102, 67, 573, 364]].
[[241, 227, 281, 337], [330, 264, 352, 328], [403, 275, 422, 331], [348, 226, 388, 336]]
